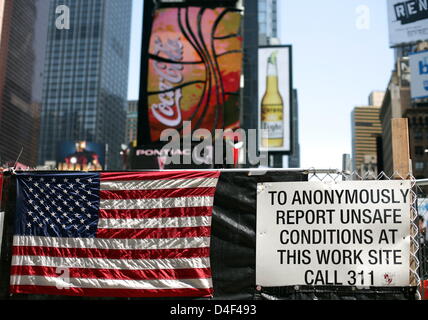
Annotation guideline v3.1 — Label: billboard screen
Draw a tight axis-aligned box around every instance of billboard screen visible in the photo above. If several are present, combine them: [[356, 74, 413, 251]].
[[387, 0, 428, 47], [258, 46, 292, 154], [56, 141, 105, 171], [410, 50, 428, 99], [147, 7, 242, 143]]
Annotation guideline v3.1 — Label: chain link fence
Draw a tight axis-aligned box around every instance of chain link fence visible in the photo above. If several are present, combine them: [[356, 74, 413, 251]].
[[0, 169, 423, 300], [306, 169, 421, 299], [414, 178, 428, 299]]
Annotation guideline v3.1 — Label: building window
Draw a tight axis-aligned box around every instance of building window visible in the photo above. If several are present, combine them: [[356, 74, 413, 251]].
[[415, 146, 425, 156], [416, 162, 425, 171], [356, 122, 373, 127]]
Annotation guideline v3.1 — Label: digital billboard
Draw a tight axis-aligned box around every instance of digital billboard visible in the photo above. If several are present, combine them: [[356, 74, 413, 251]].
[[258, 46, 292, 154], [388, 0, 428, 47], [56, 141, 105, 171], [410, 49, 428, 100], [147, 7, 242, 143]]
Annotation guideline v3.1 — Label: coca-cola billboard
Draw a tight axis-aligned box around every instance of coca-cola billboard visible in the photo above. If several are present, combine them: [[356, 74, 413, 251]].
[[147, 7, 243, 142]]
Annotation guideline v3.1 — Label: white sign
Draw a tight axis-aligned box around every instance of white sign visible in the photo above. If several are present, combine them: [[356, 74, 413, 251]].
[[256, 181, 412, 287], [410, 50, 428, 99], [258, 46, 292, 153], [387, 0, 428, 47]]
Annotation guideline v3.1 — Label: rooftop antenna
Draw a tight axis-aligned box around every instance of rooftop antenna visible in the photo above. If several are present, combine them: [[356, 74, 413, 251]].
[[12, 147, 24, 171]]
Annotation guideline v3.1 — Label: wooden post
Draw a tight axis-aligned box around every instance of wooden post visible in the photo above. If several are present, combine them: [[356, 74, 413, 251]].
[[391, 118, 418, 289], [391, 118, 411, 178]]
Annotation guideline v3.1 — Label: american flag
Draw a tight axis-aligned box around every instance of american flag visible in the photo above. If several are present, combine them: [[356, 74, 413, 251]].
[[10, 171, 220, 298]]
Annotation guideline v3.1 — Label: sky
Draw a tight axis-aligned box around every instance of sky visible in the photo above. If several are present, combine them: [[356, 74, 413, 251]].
[[127, 0, 143, 101], [278, 0, 394, 169], [127, 0, 395, 170]]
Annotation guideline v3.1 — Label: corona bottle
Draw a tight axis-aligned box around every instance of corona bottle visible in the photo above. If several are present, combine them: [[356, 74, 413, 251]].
[[261, 51, 284, 148]]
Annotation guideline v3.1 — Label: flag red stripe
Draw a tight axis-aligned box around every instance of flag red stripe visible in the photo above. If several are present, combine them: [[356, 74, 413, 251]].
[[99, 207, 213, 219], [96, 226, 211, 239], [99, 187, 216, 200], [100, 171, 220, 181], [10, 285, 213, 298], [10, 266, 212, 281], [13, 246, 210, 260]]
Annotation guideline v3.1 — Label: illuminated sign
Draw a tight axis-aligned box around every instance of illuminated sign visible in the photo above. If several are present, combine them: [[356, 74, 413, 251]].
[[147, 7, 243, 142], [56, 141, 105, 171]]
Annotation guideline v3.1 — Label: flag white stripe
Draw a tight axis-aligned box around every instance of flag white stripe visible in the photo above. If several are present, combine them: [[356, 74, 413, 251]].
[[13, 236, 211, 251], [10, 275, 212, 290], [12, 255, 211, 271], [100, 178, 218, 191], [97, 216, 212, 230], [99, 196, 214, 210]]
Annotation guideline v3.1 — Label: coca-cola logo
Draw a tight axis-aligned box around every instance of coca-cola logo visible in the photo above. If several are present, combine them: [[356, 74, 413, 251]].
[[151, 36, 184, 127]]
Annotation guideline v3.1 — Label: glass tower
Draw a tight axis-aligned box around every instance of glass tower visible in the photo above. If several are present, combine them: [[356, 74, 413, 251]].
[[39, 0, 132, 169], [126, 100, 138, 145], [258, 0, 278, 45], [0, 0, 49, 167]]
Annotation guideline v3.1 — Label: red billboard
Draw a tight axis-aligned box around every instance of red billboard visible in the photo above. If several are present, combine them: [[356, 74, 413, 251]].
[[147, 7, 242, 142]]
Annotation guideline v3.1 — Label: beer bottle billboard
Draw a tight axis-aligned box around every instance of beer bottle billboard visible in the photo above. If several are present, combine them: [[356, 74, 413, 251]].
[[261, 51, 284, 147], [258, 46, 292, 153]]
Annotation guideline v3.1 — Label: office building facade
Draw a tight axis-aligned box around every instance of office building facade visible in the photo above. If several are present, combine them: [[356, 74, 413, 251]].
[[379, 69, 409, 176], [0, 0, 49, 167], [369, 91, 387, 108], [342, 154, 352, 173], [403, 43, 428, 179], [258, 0, 278, 45], [241, 0, 259, 141], [406, 107, 428, 178], [351, 93, 383, 176], [379, 50, 428, 179], [126, 100, 138, 145], [39, 0, 132, 169], [248, 0, 298, 168], [289, 89, 300, 168]]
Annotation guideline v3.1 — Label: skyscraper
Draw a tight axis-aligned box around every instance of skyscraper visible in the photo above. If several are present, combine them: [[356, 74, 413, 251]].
[[351, 92, 384, 176], [39, 0, 132, 170], [258, 0, 278, 45], [288, 89, 300, 168], [125, 100, 138, 146], [240, 0, 293, 168], [380, 47, 428, 179], [0, 0, 49, 167], [241, 0, 259, 140]]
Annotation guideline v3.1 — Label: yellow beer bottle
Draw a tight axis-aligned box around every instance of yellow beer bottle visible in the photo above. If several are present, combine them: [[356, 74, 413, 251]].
[[261, 51, 284, 148]]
